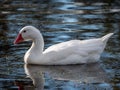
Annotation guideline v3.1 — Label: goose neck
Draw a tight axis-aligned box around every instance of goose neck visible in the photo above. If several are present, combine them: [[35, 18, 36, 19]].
[[31, 37, 44, 54]]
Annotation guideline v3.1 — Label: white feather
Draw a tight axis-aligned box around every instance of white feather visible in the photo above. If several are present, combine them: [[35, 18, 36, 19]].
[[15, 26, 113, 65]]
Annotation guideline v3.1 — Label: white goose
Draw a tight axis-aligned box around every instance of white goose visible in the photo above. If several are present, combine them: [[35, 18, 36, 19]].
[[14, 26, 113, 65]]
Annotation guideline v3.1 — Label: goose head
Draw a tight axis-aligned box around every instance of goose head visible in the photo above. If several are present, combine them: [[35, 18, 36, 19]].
[[14, 26, 41, 44]]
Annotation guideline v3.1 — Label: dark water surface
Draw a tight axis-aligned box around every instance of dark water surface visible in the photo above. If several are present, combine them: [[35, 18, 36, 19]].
[[0, 0, 120, 90]]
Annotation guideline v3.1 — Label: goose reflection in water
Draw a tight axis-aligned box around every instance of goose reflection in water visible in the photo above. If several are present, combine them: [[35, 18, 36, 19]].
[[24, 63, 111, 90]]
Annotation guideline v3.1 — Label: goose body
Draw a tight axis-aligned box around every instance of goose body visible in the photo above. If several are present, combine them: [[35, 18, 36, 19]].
[[14, 26, 113, 65]]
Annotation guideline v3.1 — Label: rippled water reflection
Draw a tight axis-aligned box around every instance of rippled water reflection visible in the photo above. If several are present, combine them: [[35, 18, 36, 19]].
[[0, 0, 120, 90]]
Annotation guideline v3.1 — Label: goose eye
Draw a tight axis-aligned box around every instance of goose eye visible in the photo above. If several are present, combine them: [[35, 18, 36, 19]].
[[23, 30, 26, 33]]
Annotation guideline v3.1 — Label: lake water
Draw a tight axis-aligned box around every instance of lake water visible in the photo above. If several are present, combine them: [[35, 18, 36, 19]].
[[0, 0, 120, 90]]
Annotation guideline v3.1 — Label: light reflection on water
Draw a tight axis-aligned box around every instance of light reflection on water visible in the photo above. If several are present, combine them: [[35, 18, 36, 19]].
[[0, 0, 120, 90]]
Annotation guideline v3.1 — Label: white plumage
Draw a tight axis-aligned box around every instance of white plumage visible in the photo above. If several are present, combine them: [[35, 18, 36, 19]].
[[14, 26, 113, 65]]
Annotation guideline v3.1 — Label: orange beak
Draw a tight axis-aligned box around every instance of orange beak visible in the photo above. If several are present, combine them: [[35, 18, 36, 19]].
[[14, 33, 24, 44]]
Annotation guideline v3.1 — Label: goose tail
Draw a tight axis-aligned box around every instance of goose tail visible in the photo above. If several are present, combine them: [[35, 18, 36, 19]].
[[101, 33, 113, 43]]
